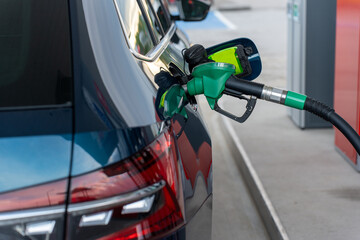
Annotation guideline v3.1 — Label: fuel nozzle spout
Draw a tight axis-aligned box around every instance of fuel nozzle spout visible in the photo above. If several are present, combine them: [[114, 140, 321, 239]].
[[187, 62, 235, 109]]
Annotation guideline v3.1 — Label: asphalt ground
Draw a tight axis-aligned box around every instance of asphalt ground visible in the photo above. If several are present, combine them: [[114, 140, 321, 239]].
[[179, 0, 360, 239]]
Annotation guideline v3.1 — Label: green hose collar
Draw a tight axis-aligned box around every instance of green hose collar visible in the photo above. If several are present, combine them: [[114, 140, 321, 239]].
[[285, 91, 307, 110]]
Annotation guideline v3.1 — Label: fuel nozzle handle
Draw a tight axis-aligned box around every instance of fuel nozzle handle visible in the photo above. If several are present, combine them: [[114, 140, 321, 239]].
[[187, 62, 308, 110], [186, 62, 360, 155], [183, 43, 360, 156], [224, 75, 264, 98]]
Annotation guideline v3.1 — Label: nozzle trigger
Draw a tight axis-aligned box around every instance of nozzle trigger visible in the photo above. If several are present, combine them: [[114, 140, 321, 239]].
[[214, 95, 257, 123]]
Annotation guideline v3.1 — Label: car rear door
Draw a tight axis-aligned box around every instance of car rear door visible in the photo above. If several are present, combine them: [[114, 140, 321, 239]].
[[66, 0, 212, 238]]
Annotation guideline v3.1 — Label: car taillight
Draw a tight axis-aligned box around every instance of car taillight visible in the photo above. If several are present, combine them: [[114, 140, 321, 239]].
[[67, 129, 185, 240], [0, 180, 68, 239]]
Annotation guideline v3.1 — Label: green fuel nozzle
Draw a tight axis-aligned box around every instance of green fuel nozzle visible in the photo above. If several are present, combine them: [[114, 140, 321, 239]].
[[159, 85, 188, 119], [183, 43, 324, 115], [185, 61, 360, 156], [187, 62, 235, 109], [159, 41, 360, 156], [186, 62, 308, 111]]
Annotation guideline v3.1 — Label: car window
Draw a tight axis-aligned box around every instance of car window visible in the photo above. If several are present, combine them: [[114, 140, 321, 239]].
[[0, 0, 72, 109], [140, 0, 164, 41], [148, 0, 172, 34], [114, 0, 155, 55]]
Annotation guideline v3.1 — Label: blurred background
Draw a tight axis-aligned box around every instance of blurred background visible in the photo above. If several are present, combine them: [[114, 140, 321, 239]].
[[176, 0, 360, 239]]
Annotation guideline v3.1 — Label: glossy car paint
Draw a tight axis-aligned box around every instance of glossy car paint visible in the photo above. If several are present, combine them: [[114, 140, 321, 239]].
[[0, 110, 72, 238], [0, 109, 73, 193], [69, 0, 212, 238], [0, 0, 73, 237], [0, 0, 212, 238]]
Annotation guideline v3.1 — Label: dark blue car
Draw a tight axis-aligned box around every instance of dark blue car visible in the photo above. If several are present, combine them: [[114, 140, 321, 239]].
[[0, 0, 212, 239]]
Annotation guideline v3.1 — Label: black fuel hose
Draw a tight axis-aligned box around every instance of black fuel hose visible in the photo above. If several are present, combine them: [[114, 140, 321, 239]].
[[225, 76, 264, 98], [304, 97, 360, 155], [223, 76, 360, 155]]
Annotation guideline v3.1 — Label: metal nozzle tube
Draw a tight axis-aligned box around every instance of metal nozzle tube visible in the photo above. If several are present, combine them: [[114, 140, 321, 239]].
[[261, 86, 287, 104]]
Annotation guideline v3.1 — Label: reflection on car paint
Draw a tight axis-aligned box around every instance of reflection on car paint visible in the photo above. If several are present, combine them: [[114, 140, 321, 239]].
[[0, 134, 72, 193], [72, 125, 161, 176], [151, 69, 213, 222], [0, 179, 67, 212], [172, 115, 212, 189], [81, 0, 159, 129], [113, 0, 155, 55], [70, 0, 213, 237], [70, 129, 179, 203]]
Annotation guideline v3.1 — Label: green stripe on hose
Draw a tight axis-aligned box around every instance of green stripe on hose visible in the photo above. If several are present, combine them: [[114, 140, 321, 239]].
[[285, 91, 307, 110]]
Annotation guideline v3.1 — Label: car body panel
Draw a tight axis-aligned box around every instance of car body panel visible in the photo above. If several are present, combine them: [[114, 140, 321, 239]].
[[71, 125, 161, 176], [0, 134, 72, 193], [0, 0, 212, 238], [69, 0, 212, 236], [0, 108, 73, 193]]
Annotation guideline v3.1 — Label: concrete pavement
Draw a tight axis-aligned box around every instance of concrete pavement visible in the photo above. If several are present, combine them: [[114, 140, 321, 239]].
[[198, 97, 269, 240]]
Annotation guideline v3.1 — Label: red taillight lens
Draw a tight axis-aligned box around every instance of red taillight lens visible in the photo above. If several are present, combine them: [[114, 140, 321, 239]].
[[98, 187, 183, 240], [0, 179, 67, 212], [67, 129, 184, 240], [70, 130, 179, 203]]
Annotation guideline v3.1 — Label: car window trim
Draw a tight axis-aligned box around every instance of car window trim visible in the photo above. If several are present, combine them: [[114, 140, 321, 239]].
[[0, 205, 65, 225], [113, 0, 177, 62], [67, 181, 165, 214], [0, 102, 72, 112]]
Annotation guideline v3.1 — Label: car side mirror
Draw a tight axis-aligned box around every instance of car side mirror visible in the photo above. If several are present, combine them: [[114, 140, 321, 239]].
[[175, 0, 211, 21]]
